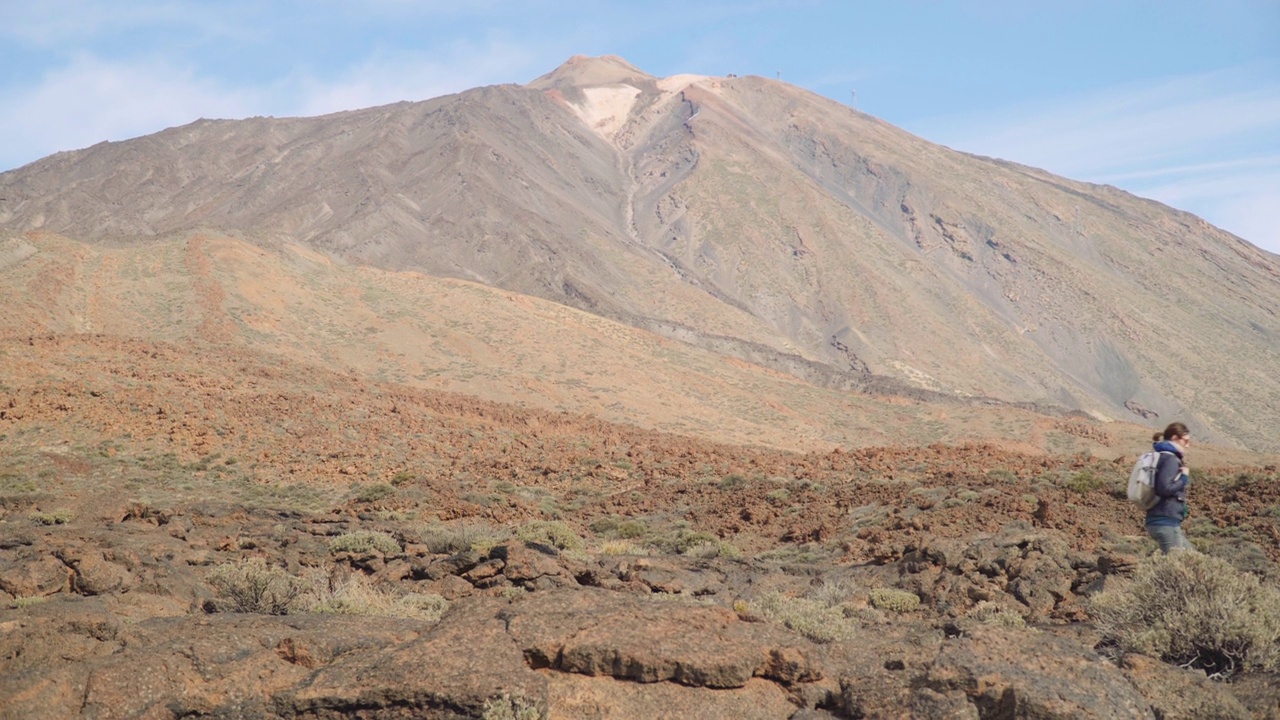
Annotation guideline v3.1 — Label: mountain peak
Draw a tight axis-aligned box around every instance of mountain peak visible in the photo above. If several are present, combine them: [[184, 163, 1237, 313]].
[[528, 54, 655, 90]]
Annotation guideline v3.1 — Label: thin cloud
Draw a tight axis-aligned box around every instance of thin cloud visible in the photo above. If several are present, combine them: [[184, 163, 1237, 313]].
[[0, 54, 264, 170]]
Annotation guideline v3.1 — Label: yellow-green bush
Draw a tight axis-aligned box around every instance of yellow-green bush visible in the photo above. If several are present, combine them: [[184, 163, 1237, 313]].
[[1089, 552, 1280, 675], [868, 587, 920, 613], [741, 591, 857, 644], [29, 509, 74, 525]]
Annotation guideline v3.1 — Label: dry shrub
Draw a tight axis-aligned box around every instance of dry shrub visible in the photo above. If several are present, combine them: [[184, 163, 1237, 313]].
[[683, 539, 742, 559], [806, 577, 857, 608], [1089, 552, 1280, 676], [420, 522, 509, 555], [515, 520, 583, 551], [741, 591, 856, 644], [328, 530, 401, 556], [208, 558, 306, 615], [306, 573, 448, 621], [598, 539, 649, 556], [967, 601, 1026, 628]]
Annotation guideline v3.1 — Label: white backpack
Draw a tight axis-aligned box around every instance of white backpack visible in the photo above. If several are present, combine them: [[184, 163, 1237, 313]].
[[1127, 450, 1170, 509]]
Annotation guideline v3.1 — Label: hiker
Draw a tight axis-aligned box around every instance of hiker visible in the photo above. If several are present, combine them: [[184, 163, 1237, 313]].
[[1146, 422, 1194, 553]]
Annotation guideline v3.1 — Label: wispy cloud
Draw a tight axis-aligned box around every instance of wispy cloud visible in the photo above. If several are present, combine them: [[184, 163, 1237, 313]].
[[293, 38, 541, 116], [911, 65, 1280, 254], [0, 0, 255, 47]]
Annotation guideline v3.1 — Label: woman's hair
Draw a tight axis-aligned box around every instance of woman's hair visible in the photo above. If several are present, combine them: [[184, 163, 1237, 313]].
[[1152, 422, 1190, 442]]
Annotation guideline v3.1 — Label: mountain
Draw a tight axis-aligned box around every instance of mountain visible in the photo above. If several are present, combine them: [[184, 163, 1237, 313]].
[[2, 55, 1278, 451]]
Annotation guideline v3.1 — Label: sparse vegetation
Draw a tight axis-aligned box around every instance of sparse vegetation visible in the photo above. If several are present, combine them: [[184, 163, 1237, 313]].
[[682, 539, 742, 559], [590, 516, 648, 539], [598, 539, 649, 556], [1089, 552, 1280, 676], [208, 558, 307, 615], [482, 694, 544, 720], [354, 483, 395, 503], [516, 520, 583, 551], [8, 595, 49, 609], [1063, 470, 1107, 494]]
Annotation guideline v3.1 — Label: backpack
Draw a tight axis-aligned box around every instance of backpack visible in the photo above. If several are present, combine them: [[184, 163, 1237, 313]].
[[1127, 451, 1169, 509]]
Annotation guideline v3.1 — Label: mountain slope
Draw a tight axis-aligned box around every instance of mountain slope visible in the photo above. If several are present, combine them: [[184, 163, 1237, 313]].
[[0, 230, 1170, 457], [1, 55, 1278, 450]]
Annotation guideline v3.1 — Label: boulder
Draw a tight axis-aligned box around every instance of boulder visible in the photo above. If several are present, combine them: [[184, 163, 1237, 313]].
[[1120, 653, 1250, 720], [923, 626, 1153, 718]]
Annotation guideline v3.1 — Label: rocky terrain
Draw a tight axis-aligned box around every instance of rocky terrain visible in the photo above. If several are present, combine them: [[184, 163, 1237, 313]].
[[2, 55, 1280, 718], [3, 335, 1280, 718]]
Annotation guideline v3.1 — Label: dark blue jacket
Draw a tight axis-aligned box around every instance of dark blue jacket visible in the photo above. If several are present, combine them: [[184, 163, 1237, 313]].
[[1145, 441, 1188, 526]]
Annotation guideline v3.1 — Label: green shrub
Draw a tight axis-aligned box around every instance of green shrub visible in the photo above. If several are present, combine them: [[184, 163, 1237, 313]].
[[1089, 552, 1280, 676], [868, 588, 920, 613], [589, 516, 648, 539], [329, 530, 401, 556], [516, 520, 583, 551], [741, 591, 857, 644], [30, 509, 74, 525], [208, 558, 306, 615], [1063, 470, 1107, 494]]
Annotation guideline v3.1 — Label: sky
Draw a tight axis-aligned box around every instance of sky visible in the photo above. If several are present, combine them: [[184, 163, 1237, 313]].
[[2, 1, 1277, 253]]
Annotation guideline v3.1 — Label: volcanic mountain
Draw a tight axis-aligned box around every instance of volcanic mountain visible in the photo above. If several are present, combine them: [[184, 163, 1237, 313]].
[[2, 54, 1278, 451]]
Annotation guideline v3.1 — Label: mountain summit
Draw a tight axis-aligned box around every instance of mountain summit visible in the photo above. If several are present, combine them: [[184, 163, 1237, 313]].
[[528, 54, 656, 90], [2, 56, 1278, 450]]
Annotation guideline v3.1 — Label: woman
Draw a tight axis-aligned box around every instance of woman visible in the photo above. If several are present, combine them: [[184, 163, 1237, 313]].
[[1146, 422, 1194, 553]]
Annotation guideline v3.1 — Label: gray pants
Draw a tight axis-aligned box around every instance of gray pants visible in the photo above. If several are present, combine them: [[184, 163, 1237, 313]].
[[1147, 523, 1194, 553]]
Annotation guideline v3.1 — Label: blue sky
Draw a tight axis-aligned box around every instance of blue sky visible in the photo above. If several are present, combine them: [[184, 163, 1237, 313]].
[[2, 1, 1277, 253]]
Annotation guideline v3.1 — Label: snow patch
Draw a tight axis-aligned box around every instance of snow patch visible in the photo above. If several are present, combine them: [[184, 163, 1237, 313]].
[[569, 85, 642, 140], [657, 74, 711, 93]]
